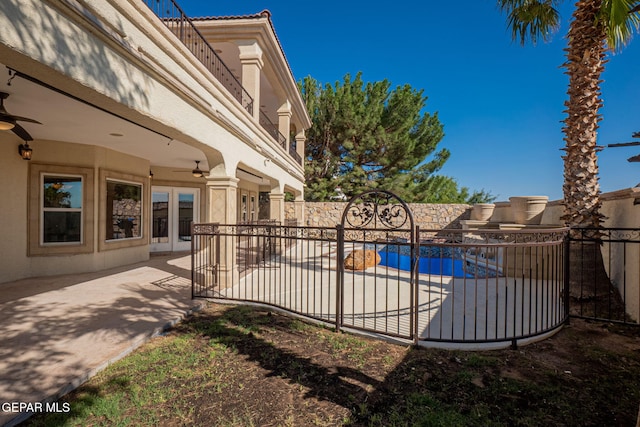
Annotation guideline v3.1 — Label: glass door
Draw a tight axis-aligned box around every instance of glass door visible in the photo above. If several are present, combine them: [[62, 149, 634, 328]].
[[151, 187, 199, 252]]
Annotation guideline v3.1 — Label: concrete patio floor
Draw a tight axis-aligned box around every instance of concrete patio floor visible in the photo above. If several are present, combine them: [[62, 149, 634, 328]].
[[0, 254, 202, 427]]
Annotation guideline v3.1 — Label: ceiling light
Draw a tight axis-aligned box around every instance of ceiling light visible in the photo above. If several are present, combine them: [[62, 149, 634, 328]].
[[18, 143, 32, 160], [192, 160, 204, 178], [0, 119, 15, 130]]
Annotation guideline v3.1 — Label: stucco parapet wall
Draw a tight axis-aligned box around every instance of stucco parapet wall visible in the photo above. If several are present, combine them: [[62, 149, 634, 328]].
[[286, 202, 471, 229], [599, 187, 640, 201], [495, 187, 639, 208]]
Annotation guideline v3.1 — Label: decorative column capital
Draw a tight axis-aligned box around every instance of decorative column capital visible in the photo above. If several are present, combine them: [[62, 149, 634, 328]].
[[237, 41, 264, 69]]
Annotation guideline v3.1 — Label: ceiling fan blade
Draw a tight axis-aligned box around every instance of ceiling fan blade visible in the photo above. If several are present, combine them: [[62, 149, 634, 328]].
[[0, 92, 42, 125], [11, 123, 33, 141], [12, 115, 41, 124]]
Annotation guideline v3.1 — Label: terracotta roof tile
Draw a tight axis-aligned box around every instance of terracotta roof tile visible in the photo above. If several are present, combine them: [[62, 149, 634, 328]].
[[189, 9, 271, 21]]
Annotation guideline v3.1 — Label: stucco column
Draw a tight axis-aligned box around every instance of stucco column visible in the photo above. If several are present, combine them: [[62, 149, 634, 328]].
[[270, 192, 285, 223], [295, 130, 306, 163], [294, 196, 305, 226], [238, 41, 263, 121], [206, 176, 239, 223], [206, 176, 239, 287], [277, 100, 292, 149]]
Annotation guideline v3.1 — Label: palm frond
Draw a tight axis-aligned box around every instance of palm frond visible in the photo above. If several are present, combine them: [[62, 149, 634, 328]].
[[600, 0, 640, 51], [499, 0, 561, 45]]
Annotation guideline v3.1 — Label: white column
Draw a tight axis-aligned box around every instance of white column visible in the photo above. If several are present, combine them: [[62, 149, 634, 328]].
[[295, 130, 306, 164], [238, 41, 263, 121], [277, 100, 292, 149]]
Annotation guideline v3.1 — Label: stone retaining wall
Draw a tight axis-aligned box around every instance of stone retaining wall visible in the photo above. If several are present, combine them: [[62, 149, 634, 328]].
[[285, 202, 471, 229]]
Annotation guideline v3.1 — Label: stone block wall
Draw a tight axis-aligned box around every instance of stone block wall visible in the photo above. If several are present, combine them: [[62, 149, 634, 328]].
[[285, 202, 471, 229]]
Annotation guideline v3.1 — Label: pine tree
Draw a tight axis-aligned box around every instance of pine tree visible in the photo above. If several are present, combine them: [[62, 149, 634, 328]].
[[299, 73, 493, 203]]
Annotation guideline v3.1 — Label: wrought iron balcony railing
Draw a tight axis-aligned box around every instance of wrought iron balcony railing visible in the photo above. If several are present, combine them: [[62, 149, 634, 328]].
[[259, 109, 287, 150], [142, 0, 253, 115], [289, 141, 302, 165]]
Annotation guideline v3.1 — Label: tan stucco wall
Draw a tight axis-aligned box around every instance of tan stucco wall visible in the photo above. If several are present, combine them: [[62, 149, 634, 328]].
[[0, 132, 30, 283], [0, 140, 153, 283], [600, 192, 640, 321]]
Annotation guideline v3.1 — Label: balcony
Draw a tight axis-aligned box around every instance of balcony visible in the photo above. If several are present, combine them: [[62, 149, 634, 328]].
[[259, 110, 286, 150], [142, 0, 253, 115], [142, 0, 297, 164]]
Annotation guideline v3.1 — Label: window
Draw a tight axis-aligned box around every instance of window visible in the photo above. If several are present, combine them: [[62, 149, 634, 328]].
[[106, 180, 142, 240], [241, 193, 248, 222], [29, 164, 94, 256], [250, 194, 256, 222], [42, 175, 83, 244], [152, 191, 169, 244]]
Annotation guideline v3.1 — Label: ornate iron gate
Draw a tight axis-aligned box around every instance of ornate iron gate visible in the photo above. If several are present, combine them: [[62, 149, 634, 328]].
[[337, 190, 417, 341]]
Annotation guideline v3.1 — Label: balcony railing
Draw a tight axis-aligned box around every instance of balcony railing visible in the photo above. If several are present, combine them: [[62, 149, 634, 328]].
[[289, 141, 302, 165], [259, 109, 287, 150], [143, 0, 302, 166], [142, 0, 253, 115]]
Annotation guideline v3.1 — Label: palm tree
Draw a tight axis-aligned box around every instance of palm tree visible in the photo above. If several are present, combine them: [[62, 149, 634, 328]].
[[499, 0, 639, 313], [498, 0, 639, 229]]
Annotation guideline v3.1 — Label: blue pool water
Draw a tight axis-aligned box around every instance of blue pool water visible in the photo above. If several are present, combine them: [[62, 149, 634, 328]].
[[376, 244, 473, 278]]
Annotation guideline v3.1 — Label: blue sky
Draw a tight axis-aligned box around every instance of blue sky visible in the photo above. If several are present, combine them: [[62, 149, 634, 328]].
[[181, 1, 640, 202]]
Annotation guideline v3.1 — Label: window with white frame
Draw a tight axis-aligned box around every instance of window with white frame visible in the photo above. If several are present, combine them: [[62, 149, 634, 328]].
[[106, 180, 142, 240], [42, 175, 83, 244]]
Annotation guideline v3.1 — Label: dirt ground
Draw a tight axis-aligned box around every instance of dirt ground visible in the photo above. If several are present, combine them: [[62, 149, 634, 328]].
[[26, 302, 640, 426], [163, 304, 640, 426]]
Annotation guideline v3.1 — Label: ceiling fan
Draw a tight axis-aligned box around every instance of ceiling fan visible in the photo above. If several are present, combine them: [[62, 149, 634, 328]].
[[173, 160, 208, 178], [0, 92, 41, 141]]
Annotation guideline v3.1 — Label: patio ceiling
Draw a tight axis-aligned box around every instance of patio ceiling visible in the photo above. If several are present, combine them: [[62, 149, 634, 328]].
[[0, 64, 208, 171]]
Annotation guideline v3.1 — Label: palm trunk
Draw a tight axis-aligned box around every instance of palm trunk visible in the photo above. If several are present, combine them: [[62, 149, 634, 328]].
[[561, 0, 606, 230], [562, 1, 623, 317]]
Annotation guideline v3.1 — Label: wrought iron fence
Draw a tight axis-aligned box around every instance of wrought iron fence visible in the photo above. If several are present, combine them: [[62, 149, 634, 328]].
[[192, 222, 339, 325], [568, 227, 640, 325], [192, 220, 569, 348], [414, 228, 568, 345]]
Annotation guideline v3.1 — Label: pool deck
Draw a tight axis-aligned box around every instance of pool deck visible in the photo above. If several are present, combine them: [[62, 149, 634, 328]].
[[211, 240, 565, 350]]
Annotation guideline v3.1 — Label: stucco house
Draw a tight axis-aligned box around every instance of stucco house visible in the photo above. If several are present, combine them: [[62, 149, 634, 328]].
[[0, 0, 311, 284]]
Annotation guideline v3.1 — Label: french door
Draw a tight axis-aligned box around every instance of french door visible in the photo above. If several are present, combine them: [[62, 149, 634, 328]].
[[151, 186, 199, 252]]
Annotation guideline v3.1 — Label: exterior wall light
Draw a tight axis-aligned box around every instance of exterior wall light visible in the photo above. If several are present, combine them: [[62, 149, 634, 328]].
[[18, 143, 32, 160]]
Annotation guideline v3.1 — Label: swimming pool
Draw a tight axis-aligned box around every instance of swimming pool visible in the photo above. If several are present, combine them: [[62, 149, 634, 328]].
[[377, 243, 472, 278]]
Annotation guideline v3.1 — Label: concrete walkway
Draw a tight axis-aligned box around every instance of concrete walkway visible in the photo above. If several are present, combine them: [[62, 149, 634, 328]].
[[0, 254, 203, 427]]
